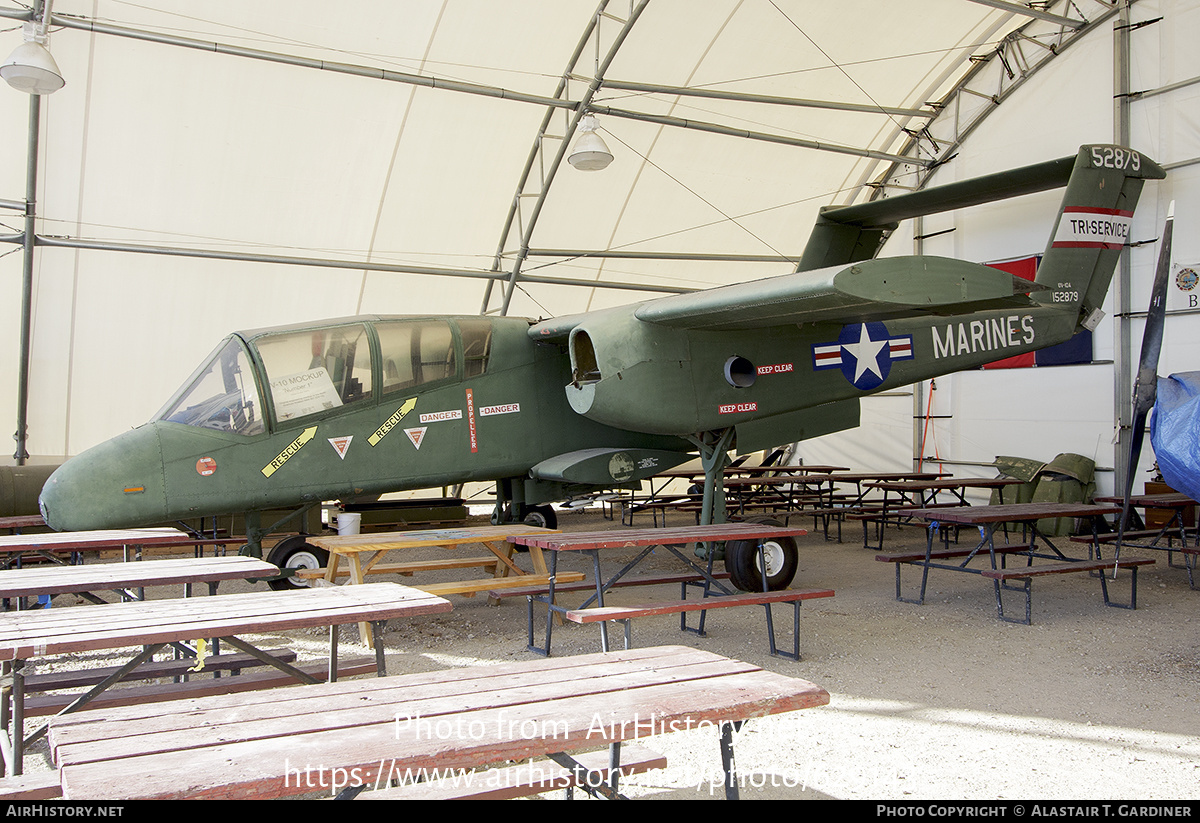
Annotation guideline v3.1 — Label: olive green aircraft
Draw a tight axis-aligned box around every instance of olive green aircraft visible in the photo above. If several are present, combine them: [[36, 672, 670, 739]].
[[37, 144, 1164, 590]]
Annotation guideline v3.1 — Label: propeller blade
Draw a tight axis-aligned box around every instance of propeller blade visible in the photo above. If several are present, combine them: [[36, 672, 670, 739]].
[[1117, 202, 1174, 563], [1132, 201, 1174, 419]]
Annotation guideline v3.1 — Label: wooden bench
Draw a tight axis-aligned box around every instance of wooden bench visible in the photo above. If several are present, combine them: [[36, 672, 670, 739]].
[[849, 502, 961, 523], [875, 545, 1033, 564], [852, 502, 977, 550], [877, 544, 1051, 608], [297, 567, 586, 600], [565, 587, 835, 661], [357, 744, 667, 800], [980, 557, 1156, 624], [23, 649, 299, 693], [0, 555, 279, 609], [797, 503, 866, 542], [487, 571, 730, 602], [620, 495, 704, 527], [729, 498, 811, 522], [295, 556, 507, 582], [0, 771, 62, 799], [493, 572, 724, 632], [417, 571, 585, 598], [1069, 528, 1192, 567], [1071, 528, 1187, 545], [1070, 527, 1197, 585], [22, 657, 378, 717]]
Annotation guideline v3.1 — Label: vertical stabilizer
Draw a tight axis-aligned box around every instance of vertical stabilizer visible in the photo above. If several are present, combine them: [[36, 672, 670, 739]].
[[1034, 145, 1165, 329]]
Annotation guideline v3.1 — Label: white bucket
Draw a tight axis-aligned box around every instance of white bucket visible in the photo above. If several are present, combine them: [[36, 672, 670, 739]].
[[337, 512, 361, 536]]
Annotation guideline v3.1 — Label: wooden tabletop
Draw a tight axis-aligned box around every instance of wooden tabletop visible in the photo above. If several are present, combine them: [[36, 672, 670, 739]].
[[509, 522, 810, 551], [0, 555, 278, 598], [906, 502, 1120, 526], [49, 645, 829, 800], [654, 465, 849, 478], [722, 475, 838, 487], [724, 471, 950, 486], [0, 528, 194, 553], [309, 524, 557, 553], [0, 582, 451, 661], [1095, 493, 1196, 508], [827, 472, 950, 482], [0, 515, 46, 530], [865, 477, 1026, 491]]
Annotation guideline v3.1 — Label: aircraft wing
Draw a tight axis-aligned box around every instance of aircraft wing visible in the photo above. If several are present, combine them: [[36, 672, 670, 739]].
[[629, 255, 1045, 332]]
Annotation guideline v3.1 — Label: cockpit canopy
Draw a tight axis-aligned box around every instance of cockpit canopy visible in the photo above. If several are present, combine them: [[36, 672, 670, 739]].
[[155, 317, 494, 436], [156, 336, 265, 435]]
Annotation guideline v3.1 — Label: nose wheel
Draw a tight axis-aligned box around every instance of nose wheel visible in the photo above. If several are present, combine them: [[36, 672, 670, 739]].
[[266, 535, 330, 590]]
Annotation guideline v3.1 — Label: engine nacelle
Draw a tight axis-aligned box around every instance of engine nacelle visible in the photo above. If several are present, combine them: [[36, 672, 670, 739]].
[[565, 310, 702, 435]]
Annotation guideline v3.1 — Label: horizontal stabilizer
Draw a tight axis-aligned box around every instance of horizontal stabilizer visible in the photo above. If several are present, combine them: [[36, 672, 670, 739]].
[[820, 155, 1078, 229], [634, 256, 1045, 331]]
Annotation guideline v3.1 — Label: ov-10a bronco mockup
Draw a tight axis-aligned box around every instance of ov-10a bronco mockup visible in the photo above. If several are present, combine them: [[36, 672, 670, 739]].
[[38, 145, 1164, 591]]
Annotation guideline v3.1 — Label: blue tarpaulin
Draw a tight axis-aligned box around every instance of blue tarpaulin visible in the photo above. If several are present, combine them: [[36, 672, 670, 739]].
[[1150, 372, 1200, 502]]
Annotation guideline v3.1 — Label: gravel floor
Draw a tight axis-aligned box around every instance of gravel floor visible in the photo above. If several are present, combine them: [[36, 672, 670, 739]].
[[16, 505, 1200, 800]]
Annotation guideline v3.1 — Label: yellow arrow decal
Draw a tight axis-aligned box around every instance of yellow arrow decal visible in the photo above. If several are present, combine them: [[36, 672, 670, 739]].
[[369, 398, 417, 447], [262, 426, 318, 477]]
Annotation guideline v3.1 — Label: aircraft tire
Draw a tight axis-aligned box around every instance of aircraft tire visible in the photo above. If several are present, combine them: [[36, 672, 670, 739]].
[[267, 536, 330, 591], [723, 533, 798, 592], [520, 504, 558, 530]]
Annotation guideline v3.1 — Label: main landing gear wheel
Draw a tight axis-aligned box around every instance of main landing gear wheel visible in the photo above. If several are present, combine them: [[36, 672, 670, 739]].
[[267, 535, 330, 591], [724, 524, 798, 592], [520, 504, 558, 530]]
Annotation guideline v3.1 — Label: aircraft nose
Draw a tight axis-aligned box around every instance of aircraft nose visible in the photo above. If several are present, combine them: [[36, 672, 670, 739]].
[[39, 426, 169, 531]]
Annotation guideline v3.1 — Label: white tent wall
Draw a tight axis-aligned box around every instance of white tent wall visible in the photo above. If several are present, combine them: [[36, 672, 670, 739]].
[[1, 0, 1194, 497], [795, 0, 1196, 502]]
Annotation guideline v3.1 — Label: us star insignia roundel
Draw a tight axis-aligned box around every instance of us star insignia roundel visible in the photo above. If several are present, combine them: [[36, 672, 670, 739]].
[[812, 322, 914, 391]]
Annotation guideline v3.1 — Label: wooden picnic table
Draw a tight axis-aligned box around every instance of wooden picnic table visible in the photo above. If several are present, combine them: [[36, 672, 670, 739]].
[[510, 523, 825, 659], [0, 528, 202, 568], [0, 555, 278, 609], [622, 466, 852, 525], [1094, 492, 1196, 542], [310, 525, 563, 594], [854, 477, 1026, 549], [0, 516, 46, 534], [879, 502, 1152, 624], [725, 472, 954, 507], [627, 472, 859, 525], [1092, 493, 1198, 586], [0, 582, 451, 774], [47, 645, 830, 800], [864, 476, 1026, 506], [652, 465, 850, 479], [308, 525, 581, 645]]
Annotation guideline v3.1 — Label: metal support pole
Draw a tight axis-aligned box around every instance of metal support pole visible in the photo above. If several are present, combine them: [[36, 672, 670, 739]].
[[912, 215, 925, 472], [13, 93, 40, 464], [1112, 1, 1134, 499]]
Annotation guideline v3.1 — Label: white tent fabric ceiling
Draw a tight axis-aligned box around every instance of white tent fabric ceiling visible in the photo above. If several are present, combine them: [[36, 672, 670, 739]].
[[0, 0, 1187, 468]]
